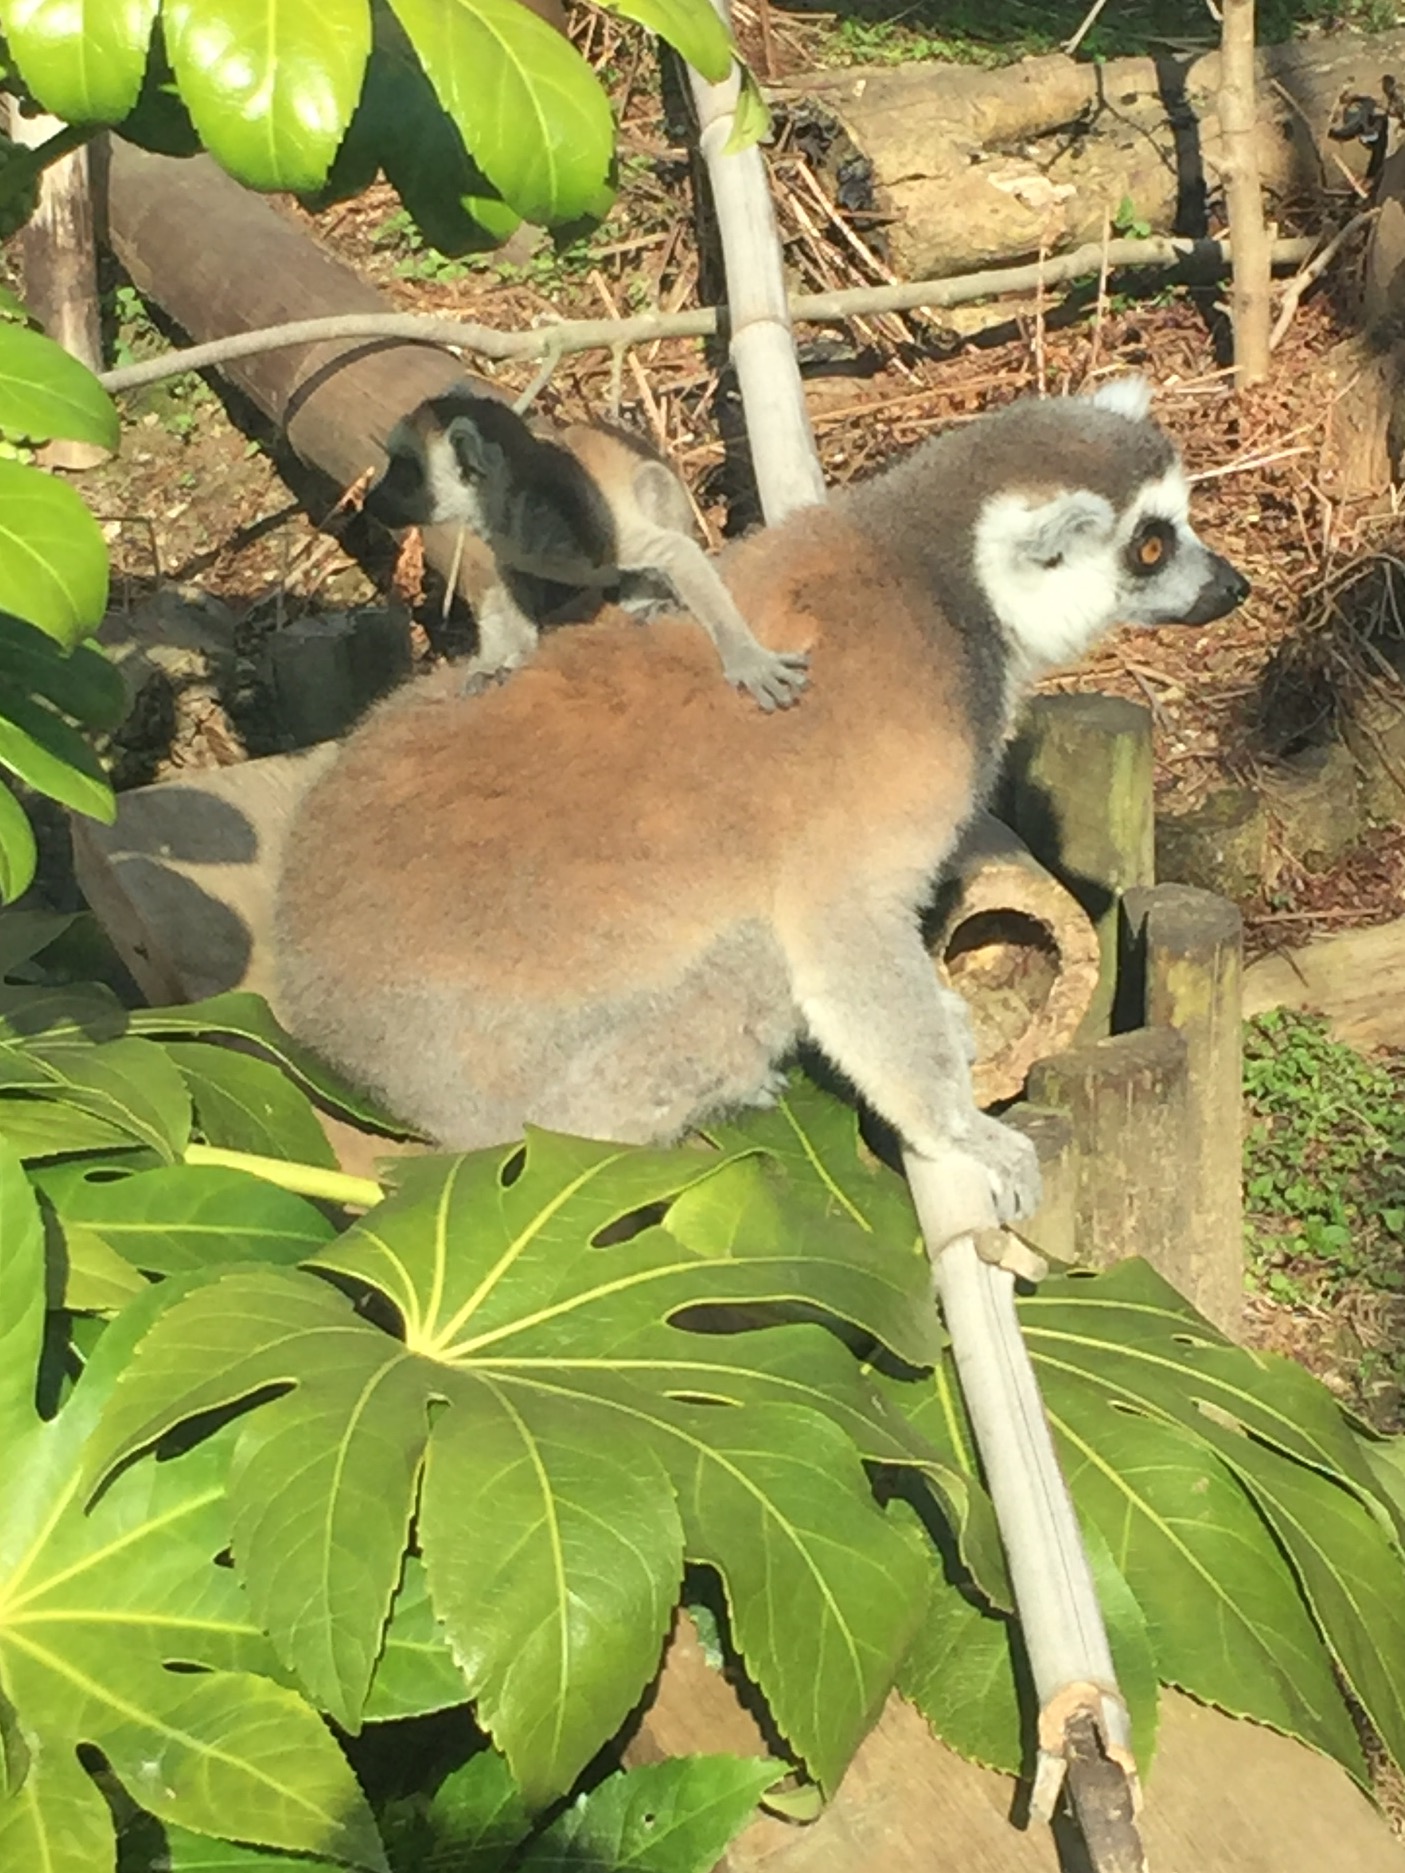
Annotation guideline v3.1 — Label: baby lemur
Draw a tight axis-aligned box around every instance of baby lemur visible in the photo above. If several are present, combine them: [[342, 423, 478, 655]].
[[368, 387, 810, 710], [278, 378, 1247, 1224]]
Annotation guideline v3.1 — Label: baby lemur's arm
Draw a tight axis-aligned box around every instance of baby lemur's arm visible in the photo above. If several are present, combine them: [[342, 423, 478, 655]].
[[367, 390, 808, 710]]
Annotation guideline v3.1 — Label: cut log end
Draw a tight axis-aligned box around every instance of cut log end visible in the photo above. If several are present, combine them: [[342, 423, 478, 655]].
[[931, 816, 1102, 1104]]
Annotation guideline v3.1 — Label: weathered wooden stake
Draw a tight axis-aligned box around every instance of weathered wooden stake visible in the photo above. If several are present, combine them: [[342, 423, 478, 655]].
[[1026, 1028, 1194, 1292], [1004, 694, 1155, 1039], [1121, 885, 1245, 1335], [6, 107, 106, 469]]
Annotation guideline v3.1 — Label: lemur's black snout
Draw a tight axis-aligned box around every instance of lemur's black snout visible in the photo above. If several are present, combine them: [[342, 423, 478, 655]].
[[1178, 552, 1250, 626]]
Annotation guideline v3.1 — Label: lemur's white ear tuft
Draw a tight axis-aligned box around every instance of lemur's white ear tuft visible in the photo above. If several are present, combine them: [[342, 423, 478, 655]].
[[1087, 375, 1153, 422]]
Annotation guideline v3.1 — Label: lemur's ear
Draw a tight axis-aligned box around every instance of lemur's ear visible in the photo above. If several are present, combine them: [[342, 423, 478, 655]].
[[446, 414, 505, 484], [1086, 375, 1153, 422], [1013, 488, 1116, 567]]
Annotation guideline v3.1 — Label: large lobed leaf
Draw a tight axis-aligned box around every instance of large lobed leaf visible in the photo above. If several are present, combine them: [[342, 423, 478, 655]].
[[0, 1146, 385, 1873], [88, 1097, 944, 1803]]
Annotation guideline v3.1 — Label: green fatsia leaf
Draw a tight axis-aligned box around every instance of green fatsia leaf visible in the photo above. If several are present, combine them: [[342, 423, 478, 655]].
[[0, 0, 158, 121], [89, 1120, 940, 1800], [521, 1755, 779, 1871], [0, 1155, 387, 1873], [0, 458, 109, 645], [363, 1555, 469, 1722], [389, 0, 614, 226], [0, 612, 128, 731], [161, 0, 373, 192], [594, 0, 732, 80], [0, 323, 119, 450]]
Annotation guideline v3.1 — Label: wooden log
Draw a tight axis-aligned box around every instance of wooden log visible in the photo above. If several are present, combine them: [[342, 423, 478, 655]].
[[102, 141, 500, 609], [929, 813, 1100, 1105], [779, 30, 1399, 282], [1121, 885, 1244, 1335], [1025, 1028, 1194, 1297], [1243, 915, 1405, 1050], [7, 107, 106, 470], [1003, 695, 1155, 1040], [622, 1614, 1405, 1872]]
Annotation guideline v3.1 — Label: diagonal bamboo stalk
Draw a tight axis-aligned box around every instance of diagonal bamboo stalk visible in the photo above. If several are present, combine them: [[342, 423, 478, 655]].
[[681, 10, 1143, 1861]]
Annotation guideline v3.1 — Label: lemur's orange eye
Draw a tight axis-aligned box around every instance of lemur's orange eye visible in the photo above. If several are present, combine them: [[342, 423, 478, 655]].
[[1137, 534, 1165, 568]]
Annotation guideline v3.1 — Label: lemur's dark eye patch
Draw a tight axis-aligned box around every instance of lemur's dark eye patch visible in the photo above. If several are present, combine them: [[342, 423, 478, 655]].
[[1128, 519, 1175, 575]]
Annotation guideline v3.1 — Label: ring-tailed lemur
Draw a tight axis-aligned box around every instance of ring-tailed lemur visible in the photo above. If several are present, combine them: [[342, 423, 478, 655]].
[[279, 377, 1248, 1223], [367, 387, 809, 711]]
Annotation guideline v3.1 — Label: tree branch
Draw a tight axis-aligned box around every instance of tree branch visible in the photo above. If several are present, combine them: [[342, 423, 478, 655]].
[[98, 233, 1316, 395], [1220, 0, 1273, 384]]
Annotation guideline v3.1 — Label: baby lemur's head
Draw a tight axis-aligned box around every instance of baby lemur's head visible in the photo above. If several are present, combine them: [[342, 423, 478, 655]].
[[367, 387, 528, 539], [859, 375, 1249, 674]]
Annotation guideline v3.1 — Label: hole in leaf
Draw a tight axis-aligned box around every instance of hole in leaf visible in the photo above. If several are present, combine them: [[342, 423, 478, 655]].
[[592, 1200, 670, 1247]]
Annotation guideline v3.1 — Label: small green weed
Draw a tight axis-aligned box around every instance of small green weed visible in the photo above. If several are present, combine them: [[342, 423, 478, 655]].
[[107, 281, 215, 438], [1243, 1009, 1405, 1309], [1112, 194, 1152, 241]]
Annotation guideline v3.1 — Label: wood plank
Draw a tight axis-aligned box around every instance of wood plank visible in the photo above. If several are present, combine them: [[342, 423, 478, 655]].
[[1243, 916, 1405, 1049]]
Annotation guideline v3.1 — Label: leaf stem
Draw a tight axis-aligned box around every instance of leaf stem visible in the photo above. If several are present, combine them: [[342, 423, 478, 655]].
[[184, 1143, 383, 1209]]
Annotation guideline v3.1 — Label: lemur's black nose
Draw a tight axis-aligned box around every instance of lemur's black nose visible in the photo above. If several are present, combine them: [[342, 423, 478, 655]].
[[1178, 553, 1250, 626]]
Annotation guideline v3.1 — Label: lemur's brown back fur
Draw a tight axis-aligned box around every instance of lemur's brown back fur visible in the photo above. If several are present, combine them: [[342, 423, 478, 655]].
[[282, 506, 974, 1005]]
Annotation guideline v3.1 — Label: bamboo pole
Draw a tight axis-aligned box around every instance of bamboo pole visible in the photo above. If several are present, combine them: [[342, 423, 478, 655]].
[[682, 10, 1141, 1858], [683, 17, 825, 520]]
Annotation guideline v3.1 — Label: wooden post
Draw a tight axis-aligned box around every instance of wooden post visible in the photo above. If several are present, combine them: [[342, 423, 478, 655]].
[[1000, 1103, 1078, 1265], [1220, 0, 1272, 386], [1121, 885, 1244, 1335], [1026, 1028, 1194, 1297], [1002, 694, 1155, 1040], [6, 106, 107, 469]]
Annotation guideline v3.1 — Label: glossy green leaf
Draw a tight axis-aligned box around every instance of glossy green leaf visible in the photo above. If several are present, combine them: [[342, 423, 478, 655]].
[[0, 611, 127, 730], [36, 1159, 336, 1293], [130, 989, 422, 1138], [363, 1555, 471, 1722], [0, 0, 159, 121], [176, 1040, 338, 1166], [126, 1821, 342, 1871], [898, 1585, 1023, 1775], [0, 1094, 139, 1160], [308, 8, 519, 250], [521, 1755, 779, 1871], [0, 688, 113, 822], [1199, 1418, 1405, 1779], [0, 322, 119, 449], [390, 0, 615, 226], [89, 1112, 938, 1800], [0, 459, 109, 645], [725, 63, 771, 154], [0, 905, 77, 977], [0, 1032, 190, 1160], [412, 1749, 528, 1872], [0, 1170, 387, 1873], [162, 0, 373, 192], [0, 780, 36, 903], [1052, 1404, 1363, 1775], [597, 0, 732, 80]]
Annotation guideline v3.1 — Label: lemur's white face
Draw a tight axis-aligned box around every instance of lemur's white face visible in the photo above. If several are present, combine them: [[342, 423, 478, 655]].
[[972, 382, 1248, 674]]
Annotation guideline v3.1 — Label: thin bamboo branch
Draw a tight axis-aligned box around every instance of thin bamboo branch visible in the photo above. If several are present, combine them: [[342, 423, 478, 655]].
[[685, 6, 825, 520], [97, 235, 1316, 397], [1269, 206, 1378, 350]]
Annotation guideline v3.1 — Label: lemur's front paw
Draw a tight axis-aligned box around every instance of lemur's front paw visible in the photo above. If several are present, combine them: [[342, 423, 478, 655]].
[[955, 1112, 1043, 1226], [725, 645, 811, 712], [458, 655, 523, 698]]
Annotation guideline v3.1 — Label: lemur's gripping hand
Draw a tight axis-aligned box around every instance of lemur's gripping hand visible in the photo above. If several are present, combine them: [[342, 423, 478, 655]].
[[950, 1112, 1043, 1227], [723, 642, 811, 712]]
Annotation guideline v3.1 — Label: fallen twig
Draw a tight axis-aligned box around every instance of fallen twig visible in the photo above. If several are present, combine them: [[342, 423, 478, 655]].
[[1269, 207, 1379, 351], [98, 233, 1317, 395]]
